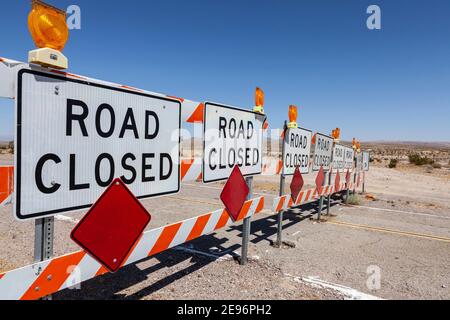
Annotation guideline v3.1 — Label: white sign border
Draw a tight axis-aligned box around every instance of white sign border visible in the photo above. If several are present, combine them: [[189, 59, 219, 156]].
[[282, 126, 313, 176], [202, 101, 266, 184], [312, 132, 334, 172], [15, 69, 182, 220]]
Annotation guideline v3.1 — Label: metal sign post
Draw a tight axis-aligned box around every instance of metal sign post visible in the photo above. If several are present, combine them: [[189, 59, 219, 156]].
[[276, 122, 288, 246], [276, 174, 285, 246], [362, 151, 370, 193], [34, 216, 54, 300], [326, 169, 332, 215], [317, 171, 327, 221], [34, 217, 54, 262], [326, 140, 336, 216], [345, 185, 350, 204], [240, 176, 253, 266]]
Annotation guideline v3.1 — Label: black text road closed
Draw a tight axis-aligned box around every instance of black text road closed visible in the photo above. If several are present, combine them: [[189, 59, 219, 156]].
[[312, 133, 333, 171], [15, 70, 181, 220], [343, 146, 355, 171], [333, 144, 354, 172], [332, 144, 345, 172], [282, 127, 312, 175], [203, 102, 265, 183]]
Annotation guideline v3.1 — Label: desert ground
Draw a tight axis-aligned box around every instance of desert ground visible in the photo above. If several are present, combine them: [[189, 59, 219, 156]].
[[0, 142, 449, 300]]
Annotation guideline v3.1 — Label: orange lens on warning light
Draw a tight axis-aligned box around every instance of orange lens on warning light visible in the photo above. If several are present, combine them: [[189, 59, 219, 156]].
[[255, 87, 264, 107], [28, 0, 69, 51], [288, 105, 298, 123], [332, 128, 341, 140]]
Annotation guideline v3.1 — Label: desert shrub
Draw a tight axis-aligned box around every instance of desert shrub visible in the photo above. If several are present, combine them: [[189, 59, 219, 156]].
[[432, 163, 442, 169], [347, 194, 361, 205], [408, 154, 434, 166], [388, 159, 398, 168]]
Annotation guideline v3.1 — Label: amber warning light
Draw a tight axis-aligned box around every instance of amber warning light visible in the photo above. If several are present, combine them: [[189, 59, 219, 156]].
[[253, 87, 265, 114], [28, 0, 69, 69], [287, 105, 298, 129], [332, 128, 341, 142]]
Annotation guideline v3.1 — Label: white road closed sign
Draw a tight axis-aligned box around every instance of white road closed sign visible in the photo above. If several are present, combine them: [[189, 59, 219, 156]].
[[203, 102, 265, 183], [363, 151, 370, 171], [356, 152, 363, 172], [332, 144, 345, 172], [312, 133, 333, 171], [15, 69, 181, 220], [343, 146, 355, 171], [282, 127, 312, 175]]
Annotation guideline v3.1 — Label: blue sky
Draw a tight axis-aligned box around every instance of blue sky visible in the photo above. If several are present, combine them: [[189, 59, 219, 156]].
[[1, 0, 449, 141]]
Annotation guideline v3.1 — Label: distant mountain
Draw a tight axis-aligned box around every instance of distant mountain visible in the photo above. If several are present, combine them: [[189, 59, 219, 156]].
[[361, 141, 450, 150]]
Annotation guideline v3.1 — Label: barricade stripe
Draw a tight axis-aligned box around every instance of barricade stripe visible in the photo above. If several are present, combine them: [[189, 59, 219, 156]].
[[61, 254, 101, 291], [287, 197, 293, 208], [275, 196, 285, 212], [20, 251, 86, 300], [180, 157, 202, 182], [181, 159, 194, 181], [186, 103, 204, 123], [169, 217, 198, 248], [120, 234, 144, 268], [215, 209, 231, 230], [294, 191, 303, 205], [271, 184, 359, 213], [148, 223, 182, 256], [125, 228, 163, 265], [236, 201, 253, 221], [305, 189, 312, 202], [0, 260, 52, 300], [256, 197, 265, 213], [186, 214, 211, 242], [95, 266, 108, 277], [166, 95, 185, 102], [201, 209, 221, 234]]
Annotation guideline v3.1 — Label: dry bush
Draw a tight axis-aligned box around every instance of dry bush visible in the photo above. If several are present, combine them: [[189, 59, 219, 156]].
[[347, 194, 361, 205], [388, 159, 398, 168]]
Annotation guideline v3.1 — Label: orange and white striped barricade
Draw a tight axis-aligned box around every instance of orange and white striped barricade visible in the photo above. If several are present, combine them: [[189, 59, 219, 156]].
[[272, 182, 349, 215], [0, 196, 264, 300], [0, 166, 14, 206]]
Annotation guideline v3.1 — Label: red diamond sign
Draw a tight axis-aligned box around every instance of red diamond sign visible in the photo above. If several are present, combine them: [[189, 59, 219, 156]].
[[334, 170, 341, 192], [220, 166, 249, 221], [71, 178, 151, 273], [315, 166, 325, 194], [290, 166, 304, 203], [345, 169, 351, 187]]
